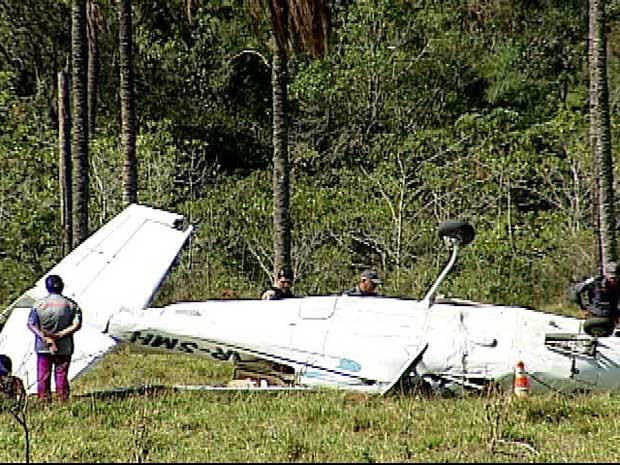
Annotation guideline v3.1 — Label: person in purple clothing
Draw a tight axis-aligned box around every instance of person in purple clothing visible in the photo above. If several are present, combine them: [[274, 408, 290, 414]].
[[27, 274, 82, 401]]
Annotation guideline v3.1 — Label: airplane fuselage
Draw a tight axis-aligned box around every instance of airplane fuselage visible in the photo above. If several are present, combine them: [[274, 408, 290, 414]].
[[107, 294, 620, 394]]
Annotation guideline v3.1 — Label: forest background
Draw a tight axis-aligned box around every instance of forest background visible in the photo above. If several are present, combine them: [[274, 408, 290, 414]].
[[0, 0, 617, 314]]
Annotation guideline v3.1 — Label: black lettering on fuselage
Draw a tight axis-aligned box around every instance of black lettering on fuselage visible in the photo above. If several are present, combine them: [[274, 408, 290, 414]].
[[211, 347, 234, 361], [129, 332, 236, 359], [179, 341, 199, 353], [150, 335, 178, 350], [131, 331, 153, 345]]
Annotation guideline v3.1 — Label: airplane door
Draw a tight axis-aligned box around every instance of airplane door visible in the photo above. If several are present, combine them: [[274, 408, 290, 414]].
[[289, 296, 336, 356], [298, 296, 337, 319]]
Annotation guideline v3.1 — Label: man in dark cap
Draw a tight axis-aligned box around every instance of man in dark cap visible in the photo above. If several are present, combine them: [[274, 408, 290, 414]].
[[570, 261, 620, 331], [27, 274, 82, 401], [261, 266, 296, 300], [344, 269, 383, 296]]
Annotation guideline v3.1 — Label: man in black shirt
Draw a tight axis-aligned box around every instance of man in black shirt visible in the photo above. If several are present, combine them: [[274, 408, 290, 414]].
[[261, 266, 295, 300]]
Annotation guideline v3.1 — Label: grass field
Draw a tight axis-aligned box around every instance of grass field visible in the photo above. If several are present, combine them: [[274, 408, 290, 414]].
[[2, 347, 620, 463]]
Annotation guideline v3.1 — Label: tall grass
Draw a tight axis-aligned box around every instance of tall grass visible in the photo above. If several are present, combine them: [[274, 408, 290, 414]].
[[2, 347, 620, 462]]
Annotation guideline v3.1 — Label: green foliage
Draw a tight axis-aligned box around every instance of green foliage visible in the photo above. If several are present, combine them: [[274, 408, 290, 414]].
[[0, 1, 70, 98], [0, 72, 59, 303], [135, 0, 272, 175], [89, 119, 183, 227], [0, 0, 609, 319]]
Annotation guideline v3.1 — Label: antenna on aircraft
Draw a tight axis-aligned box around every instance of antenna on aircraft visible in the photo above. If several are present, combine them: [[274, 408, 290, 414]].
[[421, 219, 475, 308]]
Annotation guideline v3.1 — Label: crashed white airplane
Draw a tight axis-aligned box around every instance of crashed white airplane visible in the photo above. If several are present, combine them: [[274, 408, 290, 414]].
[[1, 204, 620, 396]]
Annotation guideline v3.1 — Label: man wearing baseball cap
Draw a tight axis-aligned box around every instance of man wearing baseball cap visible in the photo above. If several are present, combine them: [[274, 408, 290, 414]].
[[261, 266, 296, 300], [344, 269, 383, 296]]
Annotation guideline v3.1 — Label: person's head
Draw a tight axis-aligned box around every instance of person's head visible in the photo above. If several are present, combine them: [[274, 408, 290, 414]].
[[276, 266, 294, 290], [0, 354, 12, 376], [605, 261, 620, 283], [45, 274, 64, 294], [359, 269, 381, 293]]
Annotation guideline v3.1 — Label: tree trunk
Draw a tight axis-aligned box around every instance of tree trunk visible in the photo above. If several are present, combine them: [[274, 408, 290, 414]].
[[58, 67, 73, 256], [271, 38, 291, 276], [87, 0, 99, 137], [119, 0, 138, 206], [71, 0, 89, 247], [247, 0, 330, 279], [589, 0, 617, 271]]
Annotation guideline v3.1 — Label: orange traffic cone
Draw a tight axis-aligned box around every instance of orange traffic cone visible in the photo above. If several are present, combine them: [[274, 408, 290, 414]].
[[513, 360, 530, 397]]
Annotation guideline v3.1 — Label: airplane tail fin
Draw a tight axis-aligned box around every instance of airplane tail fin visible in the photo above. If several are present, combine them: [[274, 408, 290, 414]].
[[0, 204, 193, 394]]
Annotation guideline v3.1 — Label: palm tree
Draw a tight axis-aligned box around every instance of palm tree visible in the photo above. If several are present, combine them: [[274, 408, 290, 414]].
[[271, 38, 291, 278], [119, 0, 137, 205], [87, 0, 100, 137], [71, 0, 89, 247], [58, 65, 72, 255], [249, 0, 331, 277], [589, 0, 617, 271]]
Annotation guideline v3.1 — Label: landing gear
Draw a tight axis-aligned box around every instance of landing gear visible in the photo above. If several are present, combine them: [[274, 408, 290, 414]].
[[583, 317, 615, 337], [438, 219, 476, 246]]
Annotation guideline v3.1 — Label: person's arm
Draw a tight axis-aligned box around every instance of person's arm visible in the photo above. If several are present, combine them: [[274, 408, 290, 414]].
[[27, 308, 58, 352], [572, 278, 595, 315], [343, 286, 359, 296], [55, 306, 82, 339], [261, 290, 276, 300]]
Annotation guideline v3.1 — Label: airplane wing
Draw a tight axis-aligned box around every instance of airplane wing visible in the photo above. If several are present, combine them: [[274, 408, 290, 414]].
[[0, 204, 193, 394]]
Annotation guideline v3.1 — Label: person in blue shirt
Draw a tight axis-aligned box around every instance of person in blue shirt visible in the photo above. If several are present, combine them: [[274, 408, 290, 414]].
[[344, 269, 383, 296], [571, 262, 620, 321], [27, 274, 82, 401], [570, 261, 620, 337]]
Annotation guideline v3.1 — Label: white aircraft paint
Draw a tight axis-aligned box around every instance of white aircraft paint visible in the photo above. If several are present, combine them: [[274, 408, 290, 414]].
[[0, 204, 193, 393], [3, 209, 620, 397]]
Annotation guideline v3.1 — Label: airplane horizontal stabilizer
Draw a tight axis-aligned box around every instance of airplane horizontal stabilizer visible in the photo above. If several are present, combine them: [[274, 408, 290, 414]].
[[0, 308, 117, 394]]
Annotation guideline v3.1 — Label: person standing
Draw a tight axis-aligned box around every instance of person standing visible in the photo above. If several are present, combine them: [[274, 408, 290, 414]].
[[344, 269, 383, 296], [27, 274, 82, 401]]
